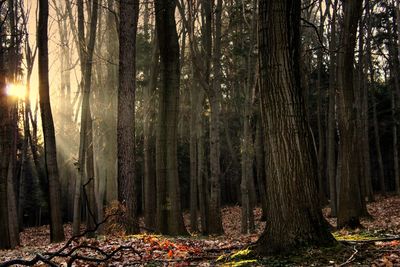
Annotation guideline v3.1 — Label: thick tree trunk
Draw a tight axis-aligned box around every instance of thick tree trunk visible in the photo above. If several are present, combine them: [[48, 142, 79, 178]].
[[117, 0, 140, 234], [256, 0, 335, 255], [155, 0, 187, 236], [337, 0, 365, 229], [38, 0, 65, 242]]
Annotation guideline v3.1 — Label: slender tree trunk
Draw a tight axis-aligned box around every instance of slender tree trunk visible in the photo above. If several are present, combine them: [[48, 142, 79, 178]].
[[86, 113, 96, 236], [207, 0, 224, 235], [317, 0, 328, 205], [144, 34, 158, 231], [0, 36, 12, 249], [327, 0, 338, 216], [372, 96, 386, 194], [363, 0, 374, 201], [241, 0, 257, 234], [190, 85, 199, 233], [105, 0, 118, 204], [73, 0, 99, 236], [392, 90, 400, 194], [38, 0, 65, 242]]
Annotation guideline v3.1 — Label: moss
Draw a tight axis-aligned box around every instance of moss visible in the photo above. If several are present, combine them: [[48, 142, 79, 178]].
[[217, 248, 257, 265], [222, 259, 258, 266], [230, 248, 253, 260], [333, 230, 383, 242]]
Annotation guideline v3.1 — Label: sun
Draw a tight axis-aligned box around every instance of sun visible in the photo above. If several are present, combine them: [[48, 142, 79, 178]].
[[6, 83, 27, 99]]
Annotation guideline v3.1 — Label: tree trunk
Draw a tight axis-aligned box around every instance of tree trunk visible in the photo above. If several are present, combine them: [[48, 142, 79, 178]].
[[317, 0, 328, 205], [256, 0, 335, 255], [190, 84, 199, 233], [372, 96, 385, 194], [118, 0, 140, 234], [144, 33, 158, 231], [241, 0, 257, 234], [327, 0, 338, 216], [105, 0, 118, 205], [155, 0, 187, 236], [336, 0, 365, 229], [0, 36, 12, 249], [207, 0, 224, 235], [73, 0, 99, 236], [363, 0, 374, 201], [38, 0, 65, 242]]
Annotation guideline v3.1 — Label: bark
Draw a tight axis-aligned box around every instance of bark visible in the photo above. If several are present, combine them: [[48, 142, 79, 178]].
[[105, 0, 118, 204], [256, 0, 335, 254], [155, 0, 187, 235], [190, 84, 199, 233], [327, 0, 338, 216], [255, 114, 268, 221], [0, 36, 12, 249], [73, 0, 99, 236], [363, 0, 374, 201], [390, 0, 400, 195], [241, 0, 257, 234], [118, 0, 140, 234], [392, 90, 399, 195], [144, 33, 158, 231], [316, 0, 328, 205], [336, 0, 365, 229], [372, 96, 385, 194], [38, 0, 65, 242], [207, 0, 224, 235], [86, 116, 96, 236], [7, 132, 19, 247]]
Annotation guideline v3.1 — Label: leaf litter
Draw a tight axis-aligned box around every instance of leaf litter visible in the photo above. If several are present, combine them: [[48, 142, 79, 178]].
[[1, 196, 400, 266]]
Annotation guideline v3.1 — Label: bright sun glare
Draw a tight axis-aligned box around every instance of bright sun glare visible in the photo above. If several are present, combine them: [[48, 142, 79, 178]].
[[6, 83, 27, 99]]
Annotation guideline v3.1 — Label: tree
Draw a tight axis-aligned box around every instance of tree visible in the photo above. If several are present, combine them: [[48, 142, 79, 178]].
[[154, 0, 187, 235], [118, 0, 140, 234], [38, 0, 65, 242], [0, 28, 12, 249], [256, 0, 335, 254], [72, 0, 99, 236], [326, 0, 339, 216], [336, 0, 365, 229]]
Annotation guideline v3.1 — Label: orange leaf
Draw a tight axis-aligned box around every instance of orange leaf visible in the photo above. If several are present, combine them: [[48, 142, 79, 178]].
[[168, 250, 174, 258]]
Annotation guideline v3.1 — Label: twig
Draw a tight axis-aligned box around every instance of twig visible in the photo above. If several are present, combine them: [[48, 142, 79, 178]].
[[338, 246, 358, 267]]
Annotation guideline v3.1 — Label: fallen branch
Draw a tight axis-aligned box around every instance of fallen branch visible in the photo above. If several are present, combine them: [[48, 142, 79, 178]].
[[0, 179, 142, 267], [338, 236, 400, 244]]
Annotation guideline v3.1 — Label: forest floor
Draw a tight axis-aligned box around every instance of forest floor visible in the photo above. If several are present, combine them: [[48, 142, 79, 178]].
[[1, 195, 400, 266]]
